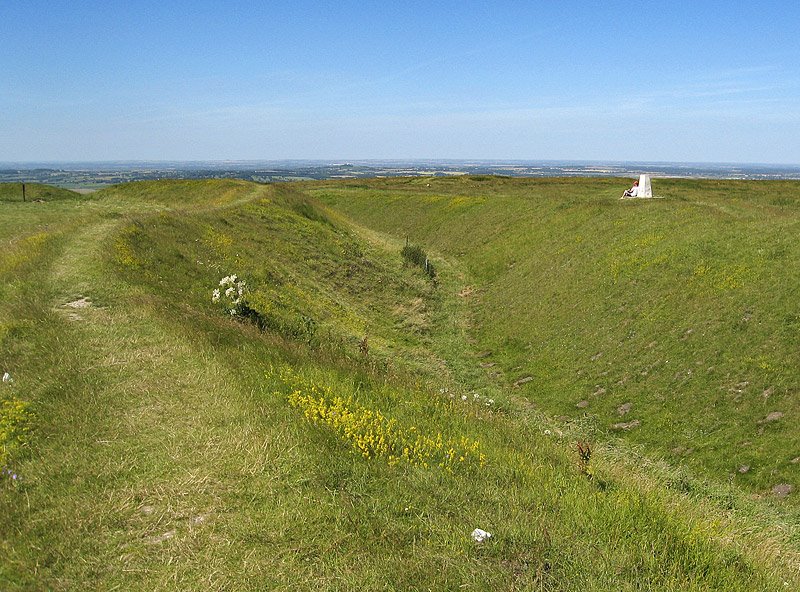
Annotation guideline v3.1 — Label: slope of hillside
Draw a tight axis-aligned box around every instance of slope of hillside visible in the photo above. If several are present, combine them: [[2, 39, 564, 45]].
[[312, 176, 800, 498], [0, 182, 82, 202], [1, 178, 798, 590]]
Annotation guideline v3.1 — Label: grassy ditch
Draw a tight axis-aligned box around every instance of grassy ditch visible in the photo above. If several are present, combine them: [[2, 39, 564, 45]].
[[0, 179, 798, 590], [312, 176, 800, 498]]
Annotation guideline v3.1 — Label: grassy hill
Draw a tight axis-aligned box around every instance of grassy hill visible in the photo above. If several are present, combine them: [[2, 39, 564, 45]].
[[0, 182, 82, 202], [312, 176, 800, 495], [1, 178, 799, 590]]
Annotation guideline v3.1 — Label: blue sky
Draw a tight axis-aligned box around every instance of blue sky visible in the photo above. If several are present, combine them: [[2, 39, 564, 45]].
[[2, 1, 799, 163]]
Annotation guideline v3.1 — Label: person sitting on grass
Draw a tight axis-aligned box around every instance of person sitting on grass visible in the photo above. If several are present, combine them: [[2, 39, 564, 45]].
[[621, 179, 639, 198]]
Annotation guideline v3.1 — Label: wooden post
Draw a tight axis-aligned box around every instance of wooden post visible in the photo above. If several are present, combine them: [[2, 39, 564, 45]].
[[22, 183, 26, 202]]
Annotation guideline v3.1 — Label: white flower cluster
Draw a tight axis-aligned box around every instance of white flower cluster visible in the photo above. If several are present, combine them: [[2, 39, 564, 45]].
[[472, 392, 495, 406], [2, 372, 11, 384], [212, 275, 246, 315], [440, 387, 495, 407]]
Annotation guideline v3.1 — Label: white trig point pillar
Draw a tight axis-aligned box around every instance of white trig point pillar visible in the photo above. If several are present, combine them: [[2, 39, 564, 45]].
[[634, 174, 652, 197]]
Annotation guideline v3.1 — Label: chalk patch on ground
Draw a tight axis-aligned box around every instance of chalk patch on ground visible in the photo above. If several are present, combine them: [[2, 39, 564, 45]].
[[55, 295, 97, 321], [64, 296, 93, 309]]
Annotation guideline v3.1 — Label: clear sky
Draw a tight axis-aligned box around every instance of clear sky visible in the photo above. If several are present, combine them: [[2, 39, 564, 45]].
[[2, 1, 799, 163]]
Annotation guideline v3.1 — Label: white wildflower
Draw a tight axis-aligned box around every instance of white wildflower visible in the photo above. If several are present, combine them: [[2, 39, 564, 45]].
[[461, 395, 467, 401], [213, 275, 247, 317], [544, 429, 551, 435], [471, 528, 492, 543], [2, 372, 11, 383]]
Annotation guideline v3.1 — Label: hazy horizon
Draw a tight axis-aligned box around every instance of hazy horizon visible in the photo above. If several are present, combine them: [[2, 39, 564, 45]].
[[4, 158, 800, 168], [5, 159, 800, 189]]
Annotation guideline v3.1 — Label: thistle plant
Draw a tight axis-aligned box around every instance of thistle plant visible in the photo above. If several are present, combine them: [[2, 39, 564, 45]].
[[576, 440, 593, 480]]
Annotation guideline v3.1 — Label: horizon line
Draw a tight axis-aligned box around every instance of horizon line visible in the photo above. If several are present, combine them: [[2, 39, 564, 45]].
[[2, 158, 800, 168]]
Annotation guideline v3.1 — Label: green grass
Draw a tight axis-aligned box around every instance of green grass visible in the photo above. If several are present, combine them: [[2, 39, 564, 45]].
[[1, 178, 799, 590], [312, 176, 800, 496], [0, 182, 82, 202]]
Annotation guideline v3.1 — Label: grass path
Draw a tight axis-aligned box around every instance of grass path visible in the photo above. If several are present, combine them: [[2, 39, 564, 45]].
[[2, 189, 305, 589]]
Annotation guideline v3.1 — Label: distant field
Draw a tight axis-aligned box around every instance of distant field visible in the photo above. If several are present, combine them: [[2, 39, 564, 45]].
[[3, 160, 800, 192], [2, 178, 799, 590]]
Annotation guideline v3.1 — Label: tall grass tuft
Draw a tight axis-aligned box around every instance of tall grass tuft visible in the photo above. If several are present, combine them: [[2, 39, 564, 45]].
[[401, 242, 436, 279]]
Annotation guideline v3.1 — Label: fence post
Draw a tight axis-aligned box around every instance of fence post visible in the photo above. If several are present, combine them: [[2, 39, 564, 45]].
[[22, 183, 26, 202]]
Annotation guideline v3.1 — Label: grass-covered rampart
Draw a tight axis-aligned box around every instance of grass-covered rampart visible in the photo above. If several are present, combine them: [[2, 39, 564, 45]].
[[313, 176, 800, 497], [0, 182, 81, 203], [1, 179, 799, 590]]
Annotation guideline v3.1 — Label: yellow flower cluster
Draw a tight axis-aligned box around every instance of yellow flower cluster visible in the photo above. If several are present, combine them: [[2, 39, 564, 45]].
[[202, 226, 233, 251], [274, 367, 485, 470], [692, 262, 750, 293], [0, 232, 50, 275], [608, 233, 669, 282], [114, 225, 142, 268], [0, 397, 33, 467]]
